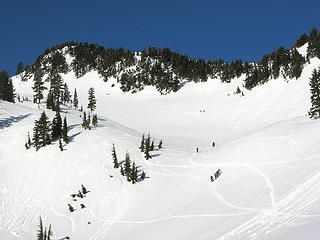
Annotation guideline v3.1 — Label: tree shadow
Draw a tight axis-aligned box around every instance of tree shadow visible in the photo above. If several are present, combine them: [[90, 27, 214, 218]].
[[151, 153, 161, 158], [0, 113, 31, 129], [69, 131, 82, 142], [68, 124, 81, 131]]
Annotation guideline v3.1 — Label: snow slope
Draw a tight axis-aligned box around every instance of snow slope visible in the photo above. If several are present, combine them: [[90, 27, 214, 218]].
[[1, 54, 320, 240]]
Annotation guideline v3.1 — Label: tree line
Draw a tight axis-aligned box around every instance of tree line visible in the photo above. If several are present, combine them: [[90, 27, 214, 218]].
[[12, 27, 318, 95]]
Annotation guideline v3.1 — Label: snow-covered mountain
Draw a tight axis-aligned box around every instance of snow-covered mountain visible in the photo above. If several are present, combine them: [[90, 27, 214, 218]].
[[1, 42, 320, 240]]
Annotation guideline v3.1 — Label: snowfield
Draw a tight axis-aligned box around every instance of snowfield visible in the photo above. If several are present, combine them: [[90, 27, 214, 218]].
[[1, 54, 320, 240]]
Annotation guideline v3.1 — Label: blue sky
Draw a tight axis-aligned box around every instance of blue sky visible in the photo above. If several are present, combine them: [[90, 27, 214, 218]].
[[1, 0, 319, 74]]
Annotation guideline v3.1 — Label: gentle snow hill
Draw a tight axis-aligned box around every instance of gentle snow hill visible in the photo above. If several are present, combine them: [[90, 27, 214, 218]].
[[1, 49, 320, 239]]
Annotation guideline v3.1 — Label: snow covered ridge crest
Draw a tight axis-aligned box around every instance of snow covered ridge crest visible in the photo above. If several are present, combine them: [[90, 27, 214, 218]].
[[16, 28, 320, 94]]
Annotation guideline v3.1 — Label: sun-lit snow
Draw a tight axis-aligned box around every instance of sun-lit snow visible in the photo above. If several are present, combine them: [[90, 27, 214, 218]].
[[1, 51, 320, 240]]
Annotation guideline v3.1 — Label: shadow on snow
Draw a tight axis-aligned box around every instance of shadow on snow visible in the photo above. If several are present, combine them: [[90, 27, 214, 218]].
[[0, 114, 31, 129]]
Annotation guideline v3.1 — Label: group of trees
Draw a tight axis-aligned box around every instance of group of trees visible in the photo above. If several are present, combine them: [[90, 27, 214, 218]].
[[111, 143, 146, 183], [81, 87, 98, 129], [0, 71, 15, 102], [139, 133, 163, 160], [82, 111, 98, 129], [68, 185, 90, 212], [17, 27, 320, 95], [37, 217, 53, 240], [26, 110, 68, 151]]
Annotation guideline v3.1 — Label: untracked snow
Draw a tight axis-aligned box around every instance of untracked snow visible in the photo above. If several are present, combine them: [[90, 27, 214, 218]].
[[1, 54, 320, 240]]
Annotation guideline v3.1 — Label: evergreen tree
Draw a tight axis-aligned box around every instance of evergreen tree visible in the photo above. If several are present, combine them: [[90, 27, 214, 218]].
[[82, 112, 90, 130], [47, 224, 53, 240], [62, 83, 71, 105], [309, 68, 320, 119], [0, 71, 15, 102], [144, 133, 152, 160], [139, 134, 145, 152], [62, 117, 68, 143], [33, 111, 51, 150], [68, 203, 75, 212], [295, 34, 309, 48], [32, 70, 46, 106], [87, 87, 96, 112], [37, 217, 44, 240], [73, 88, 79, 109], [16, 61, 24, 75], [140, 171, 146, 181], [158, 140, 163, 149], [112, 143, 119, 168], [92, 114, 98, 126], [47, 74, 63, 111], [59, 139, 63, 151], [51, 111, 62, 140], [124, 152, 131, 181], [150, 140, 154, 151], [120, 165, 125, 176], [131, 161, 138, 184]]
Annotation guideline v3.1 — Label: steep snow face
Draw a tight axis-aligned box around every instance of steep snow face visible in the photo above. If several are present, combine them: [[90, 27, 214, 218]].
[[1, 54, 320, 240]]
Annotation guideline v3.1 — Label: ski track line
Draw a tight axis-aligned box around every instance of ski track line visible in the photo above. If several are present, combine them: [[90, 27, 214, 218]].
[[88, 131, 136, 240], [215, 170, 320, 240], [248, 166, 276, 207]]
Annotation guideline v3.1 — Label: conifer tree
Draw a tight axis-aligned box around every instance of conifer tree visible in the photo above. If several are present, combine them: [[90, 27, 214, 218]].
[[47, 74, 63, 111], [139, 134, 145, 152], [73, 88, 79, 109], [309, 68, 320, 119], [131, 161, 138, 184], [47, 224, 53, 240], [82, 112, 90, 129], [33, 111, 51, 150], [87, 87, 96, 112], [120, 165, 125, 176], [16, 61, 24, 75], [0, 71, 15, 102], [150, 140, 154, 151], [32, 70, 46, 106], [92, 114, 98, 126], [59, 139, 63, 151], [62, 83, 71, 105], [112, 143, 119, 168], [37, 217, 44, 240], [124, 152, 131, 181], [51, 111, 62, 140], [144, 133, 152, 160], [158, 140, 163, 149], [62, 117, 68, 143], [140, 171, 146, 180]]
